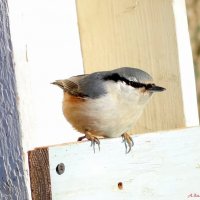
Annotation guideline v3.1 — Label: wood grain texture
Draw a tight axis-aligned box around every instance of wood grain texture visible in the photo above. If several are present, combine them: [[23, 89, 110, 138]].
[[76, 0, 185, 133], [28, 148, 52, 200], [0, 0, 28, 199], [48, 127, 200, 200]]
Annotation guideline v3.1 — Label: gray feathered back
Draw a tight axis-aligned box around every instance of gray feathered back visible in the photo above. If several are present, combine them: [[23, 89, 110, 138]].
[[111, 67, 153, 83], [53, 67, 154, 98]]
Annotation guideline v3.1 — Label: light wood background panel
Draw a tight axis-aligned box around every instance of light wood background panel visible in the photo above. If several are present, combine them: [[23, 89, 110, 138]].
[[76, 0, 185, 133]]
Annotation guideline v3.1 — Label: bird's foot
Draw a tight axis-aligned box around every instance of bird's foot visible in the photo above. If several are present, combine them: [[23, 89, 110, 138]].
[[77, 135, 86, 141], [122, 133, 134, 153], [78, 131, 100, 153]]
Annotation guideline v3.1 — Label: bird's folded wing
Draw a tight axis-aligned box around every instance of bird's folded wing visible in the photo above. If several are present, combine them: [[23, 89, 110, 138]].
[[63, 75, 89, 97]]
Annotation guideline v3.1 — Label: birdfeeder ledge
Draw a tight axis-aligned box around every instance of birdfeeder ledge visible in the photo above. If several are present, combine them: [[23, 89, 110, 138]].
[[28, 127, 200, 200], [1, 0, 199, 199]]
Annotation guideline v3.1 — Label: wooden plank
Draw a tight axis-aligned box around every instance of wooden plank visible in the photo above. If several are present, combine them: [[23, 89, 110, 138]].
[[7, 0, 84, 150], [76, 0, 197, 133], [47, 127, 200, 200], [28, 148, 52, 200]]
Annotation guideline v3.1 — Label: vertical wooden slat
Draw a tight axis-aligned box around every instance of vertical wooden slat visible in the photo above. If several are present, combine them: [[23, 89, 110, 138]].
[[173, 0, 199, 126], [76, 0, 185, 133], [28, 148, 52, 200]]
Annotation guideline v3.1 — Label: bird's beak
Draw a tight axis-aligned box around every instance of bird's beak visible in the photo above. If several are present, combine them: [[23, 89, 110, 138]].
[[148, 85, 166, 92]]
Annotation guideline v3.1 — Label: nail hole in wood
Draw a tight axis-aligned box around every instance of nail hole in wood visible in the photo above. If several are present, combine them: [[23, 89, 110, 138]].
[[118, 182, 123, 190]]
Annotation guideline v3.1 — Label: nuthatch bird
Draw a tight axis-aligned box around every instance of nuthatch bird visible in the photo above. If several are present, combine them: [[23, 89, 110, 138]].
[[52, 67, 165, 153]]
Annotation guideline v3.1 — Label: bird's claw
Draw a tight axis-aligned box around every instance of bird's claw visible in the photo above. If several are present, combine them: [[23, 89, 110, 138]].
[[79, 131, 100, 153], [90, 137, 100, 153], [122, 133, 134, 153]]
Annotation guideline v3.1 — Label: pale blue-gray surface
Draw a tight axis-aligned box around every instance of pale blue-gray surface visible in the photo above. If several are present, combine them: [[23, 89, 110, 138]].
[[0, 0, 28, 199]]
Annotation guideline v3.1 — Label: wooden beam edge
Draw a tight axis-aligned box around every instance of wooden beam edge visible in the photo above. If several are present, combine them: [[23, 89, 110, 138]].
[[29, 126, 200, 151], [173, 0, 199, 126], [28, 148, 52, 200]]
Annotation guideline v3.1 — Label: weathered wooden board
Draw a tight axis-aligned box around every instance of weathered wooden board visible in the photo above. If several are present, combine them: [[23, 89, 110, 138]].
[[76, 0, 199, 133], [0, 0, 28, 199], [28, 148, 51, 200], [29, 127, 200, 200]]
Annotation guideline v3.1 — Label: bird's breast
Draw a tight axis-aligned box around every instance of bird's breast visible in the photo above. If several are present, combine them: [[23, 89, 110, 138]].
[[62, 83, 151, 138]]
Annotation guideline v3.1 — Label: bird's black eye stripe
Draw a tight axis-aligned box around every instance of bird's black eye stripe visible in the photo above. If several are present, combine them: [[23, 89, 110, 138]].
[[146, 83, 155, 90], [103, 73, 154, 89], [103, 73, 122, 82]]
